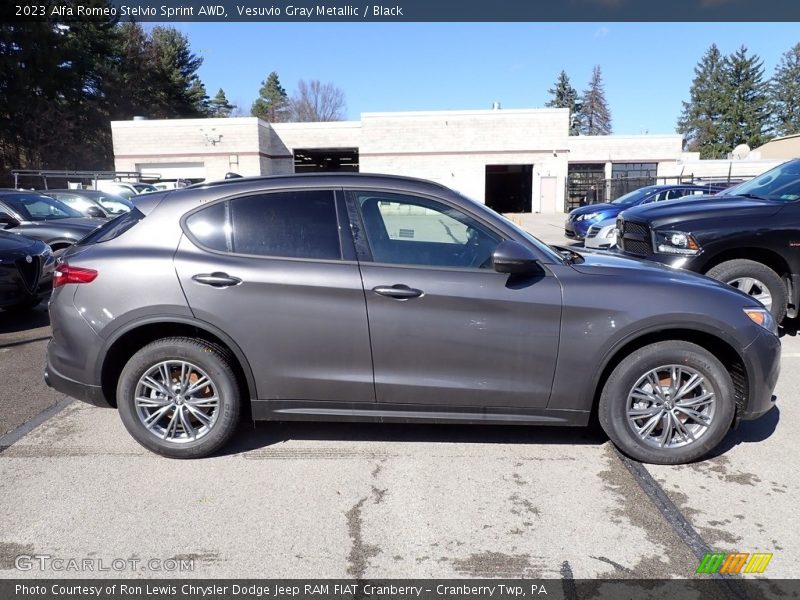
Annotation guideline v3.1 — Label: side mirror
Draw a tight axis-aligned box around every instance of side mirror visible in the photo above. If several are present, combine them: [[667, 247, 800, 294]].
[[86, 206, 106, 218], [492, 240, 542, 274], [0, 211, 20, 228]]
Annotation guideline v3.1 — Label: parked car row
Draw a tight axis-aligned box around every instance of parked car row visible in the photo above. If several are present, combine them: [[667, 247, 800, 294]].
[[566, 161, 800, 322]]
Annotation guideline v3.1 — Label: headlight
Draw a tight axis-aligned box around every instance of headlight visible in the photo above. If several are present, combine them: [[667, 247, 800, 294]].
[[578, 212, 601, 221], [603, 227, 617, 239], [654, 230, 701, 255], [744, 307, 778, 335]]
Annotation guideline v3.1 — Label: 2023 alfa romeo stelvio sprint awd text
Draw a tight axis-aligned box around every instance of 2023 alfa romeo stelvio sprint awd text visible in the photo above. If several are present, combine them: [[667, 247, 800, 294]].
[[45, 174, 781, 464]]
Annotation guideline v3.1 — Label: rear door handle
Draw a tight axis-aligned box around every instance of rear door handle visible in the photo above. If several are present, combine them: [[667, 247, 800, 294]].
[[372, 284, 424, 299], [192, 272, 242, 288]]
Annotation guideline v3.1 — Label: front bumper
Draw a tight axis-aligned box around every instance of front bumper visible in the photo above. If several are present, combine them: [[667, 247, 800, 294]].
[[739, 328, 781, 421]]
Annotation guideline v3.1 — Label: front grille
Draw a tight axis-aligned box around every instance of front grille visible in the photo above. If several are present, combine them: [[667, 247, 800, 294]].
[[15, 256, 40, 292], [586, 226, 600, 238], [617, 218, 652, 257]]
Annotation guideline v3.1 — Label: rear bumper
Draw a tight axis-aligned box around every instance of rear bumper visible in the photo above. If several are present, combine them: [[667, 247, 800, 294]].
[[739, 329, 781, 421], [44, 351, 110, 408]]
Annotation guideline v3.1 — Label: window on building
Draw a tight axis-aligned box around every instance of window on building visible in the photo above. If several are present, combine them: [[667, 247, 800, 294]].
[[566, 163, 605, 211]]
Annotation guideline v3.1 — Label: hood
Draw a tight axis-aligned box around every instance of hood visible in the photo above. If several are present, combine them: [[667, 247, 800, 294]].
[[570, 250, 749, 296], [0, 230, 41, 252], [620, 195, 782, 228], [570, 202, 617, 216]]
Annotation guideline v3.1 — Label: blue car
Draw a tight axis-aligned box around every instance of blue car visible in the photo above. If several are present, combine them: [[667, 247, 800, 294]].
[[564, 184, 721, 240]]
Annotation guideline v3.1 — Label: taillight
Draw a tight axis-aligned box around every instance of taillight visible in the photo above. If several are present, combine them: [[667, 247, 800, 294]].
[[53, 264, 98, 288]]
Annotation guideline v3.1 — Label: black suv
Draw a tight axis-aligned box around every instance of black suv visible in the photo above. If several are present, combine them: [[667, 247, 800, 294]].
[[617, 159, 800, 321]]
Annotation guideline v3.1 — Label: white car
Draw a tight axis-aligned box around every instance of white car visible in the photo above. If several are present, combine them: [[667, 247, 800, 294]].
[[584, 217, 618, 249]]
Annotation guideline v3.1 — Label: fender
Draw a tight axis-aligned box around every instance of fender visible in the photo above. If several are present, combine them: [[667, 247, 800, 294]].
[[95, 311, 258, 400]]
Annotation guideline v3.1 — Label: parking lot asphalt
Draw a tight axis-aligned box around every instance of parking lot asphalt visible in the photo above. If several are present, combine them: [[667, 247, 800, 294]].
[[0, 214, 797, 580]]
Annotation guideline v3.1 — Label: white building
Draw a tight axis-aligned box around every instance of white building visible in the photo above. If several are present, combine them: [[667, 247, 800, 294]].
[[111, 108, 778, 214]]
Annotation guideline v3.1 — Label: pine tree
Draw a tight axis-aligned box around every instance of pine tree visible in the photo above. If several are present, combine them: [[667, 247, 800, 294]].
[[770, 42, 800, 137], [251, 72, 290, 122], [677, 44, 728, 158], [579, 65, 612, 135], [208, 88, 235, 117], [148, 26, 208, 118], [720, 46, 771, 150], [546, 71, 581, 135]]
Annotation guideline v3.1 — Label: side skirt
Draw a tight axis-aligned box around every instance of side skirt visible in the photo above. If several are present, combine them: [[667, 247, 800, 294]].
[[250, 399, 590, 427]]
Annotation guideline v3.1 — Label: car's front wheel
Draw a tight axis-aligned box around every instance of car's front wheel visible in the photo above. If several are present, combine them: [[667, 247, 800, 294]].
[[599, 341, 735, 465], [117, 337, 241, 458]]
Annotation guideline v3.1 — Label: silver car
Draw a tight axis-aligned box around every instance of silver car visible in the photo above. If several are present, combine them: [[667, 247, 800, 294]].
[[45, 174, 780, 463], [584, 217, 618, 249]]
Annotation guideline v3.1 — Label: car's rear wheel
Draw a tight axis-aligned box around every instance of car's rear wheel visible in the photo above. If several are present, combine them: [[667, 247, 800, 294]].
[[599, 341, 735, 465], [706, 259, 787, 322], [117, 337, 241, 458]]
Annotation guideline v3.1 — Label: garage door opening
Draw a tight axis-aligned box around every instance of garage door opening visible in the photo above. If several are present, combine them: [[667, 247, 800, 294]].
[[485, 165, 532, 213], [294, 148, 359, 173]]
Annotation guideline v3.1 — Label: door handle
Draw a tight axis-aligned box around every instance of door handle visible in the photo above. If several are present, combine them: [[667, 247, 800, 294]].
[[192, 272, 242, 288], [372, 284, 424, 299]]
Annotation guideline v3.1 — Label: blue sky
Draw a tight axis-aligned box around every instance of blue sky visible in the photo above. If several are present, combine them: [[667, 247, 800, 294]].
[[171, 22, 799, 135]]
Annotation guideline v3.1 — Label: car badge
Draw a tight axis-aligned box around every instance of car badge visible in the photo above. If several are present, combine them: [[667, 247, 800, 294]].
[[25, 255, 33, 263]]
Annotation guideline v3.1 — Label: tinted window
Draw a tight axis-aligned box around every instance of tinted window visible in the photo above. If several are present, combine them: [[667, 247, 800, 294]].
[[356, 192, 500, 269], [185, 202, 230, 252], [231, 191, 340, 259], [187, 191, 341, 260]]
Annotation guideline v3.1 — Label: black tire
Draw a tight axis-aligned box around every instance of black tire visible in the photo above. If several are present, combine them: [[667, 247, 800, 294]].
[[117, 337, 241, 459], [599, 341, 735, 465], [706, 259, 787, 322]]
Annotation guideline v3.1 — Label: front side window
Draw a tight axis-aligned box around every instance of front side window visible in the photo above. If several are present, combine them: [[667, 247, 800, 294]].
[[355, 192, 501, 269], [185, 190, 341, 260]]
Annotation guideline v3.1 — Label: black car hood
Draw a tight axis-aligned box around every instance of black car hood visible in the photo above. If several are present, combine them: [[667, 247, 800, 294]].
[[620, 195, 782, 228], [0, 230, 41, 252]]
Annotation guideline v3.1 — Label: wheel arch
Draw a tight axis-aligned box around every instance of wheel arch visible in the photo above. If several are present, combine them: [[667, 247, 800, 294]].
[[98, 317, 257, 409], [590, 328, 748, 424], [699, 247, 792, 279]]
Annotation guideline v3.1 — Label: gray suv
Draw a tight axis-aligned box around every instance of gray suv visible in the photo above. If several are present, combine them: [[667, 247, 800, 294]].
[[45, 174, 781, 464]]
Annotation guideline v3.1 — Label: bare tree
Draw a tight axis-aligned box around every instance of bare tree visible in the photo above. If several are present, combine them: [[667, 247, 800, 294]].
[[290, 80, 346, 122]]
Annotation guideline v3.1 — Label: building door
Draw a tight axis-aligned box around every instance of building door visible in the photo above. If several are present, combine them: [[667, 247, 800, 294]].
[[485, 165, 533, 213], [539, 176, 557, 214]]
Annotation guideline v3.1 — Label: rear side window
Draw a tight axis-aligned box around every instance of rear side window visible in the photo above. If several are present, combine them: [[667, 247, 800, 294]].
[[77, 208, 144, 245], [185, 190, 341, 260]]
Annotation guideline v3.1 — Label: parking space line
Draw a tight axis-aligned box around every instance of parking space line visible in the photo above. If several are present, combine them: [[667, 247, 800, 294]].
[[781, 352, 800, 358], [0, 396, 73, 453], [614, 449, 747, 600]]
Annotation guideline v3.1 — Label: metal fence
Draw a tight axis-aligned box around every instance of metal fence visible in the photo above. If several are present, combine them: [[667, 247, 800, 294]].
[[564, 173, 750, 212]]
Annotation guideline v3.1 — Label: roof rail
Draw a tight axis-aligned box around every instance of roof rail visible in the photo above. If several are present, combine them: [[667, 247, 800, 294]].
[[185, 172, 451, 191]]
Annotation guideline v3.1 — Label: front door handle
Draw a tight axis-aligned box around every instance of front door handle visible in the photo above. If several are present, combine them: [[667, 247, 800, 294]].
[[372, 284, 424, 299], [192, 272, 242, 288]]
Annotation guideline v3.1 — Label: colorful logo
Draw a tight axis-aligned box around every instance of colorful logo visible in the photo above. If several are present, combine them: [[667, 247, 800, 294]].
[[696, 552, 773, 574]]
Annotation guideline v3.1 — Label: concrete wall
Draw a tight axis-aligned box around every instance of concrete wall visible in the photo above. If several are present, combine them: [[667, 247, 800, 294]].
[[111, 110, 705, 214]]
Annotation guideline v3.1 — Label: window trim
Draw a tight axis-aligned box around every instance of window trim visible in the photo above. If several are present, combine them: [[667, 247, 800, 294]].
[[180, 187, 350, 263], [344, 188, 508, 271]]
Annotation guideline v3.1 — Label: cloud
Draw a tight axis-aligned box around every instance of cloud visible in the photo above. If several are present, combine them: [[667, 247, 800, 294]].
[[593, 26, 610, 39]]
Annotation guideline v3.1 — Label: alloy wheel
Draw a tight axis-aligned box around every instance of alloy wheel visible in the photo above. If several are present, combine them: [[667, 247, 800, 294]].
[[626, 364, 716, 449], [134, 360, 220, 443]]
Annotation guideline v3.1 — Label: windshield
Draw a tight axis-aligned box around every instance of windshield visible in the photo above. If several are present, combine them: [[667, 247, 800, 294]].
[[611, 187, 657, 206], [1, 193, 82, 220], [720, 159, 800, 202]]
